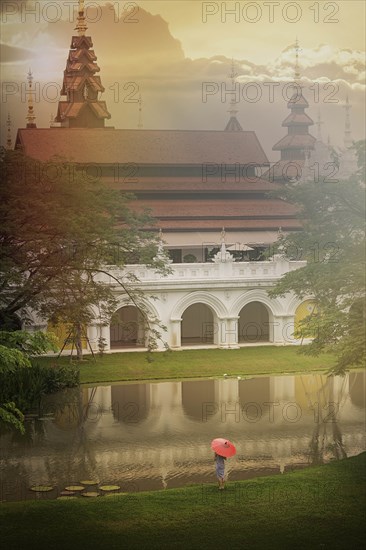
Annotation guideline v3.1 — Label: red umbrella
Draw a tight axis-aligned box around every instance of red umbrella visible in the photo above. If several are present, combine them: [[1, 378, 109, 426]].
[[211, 438, 236, 458]]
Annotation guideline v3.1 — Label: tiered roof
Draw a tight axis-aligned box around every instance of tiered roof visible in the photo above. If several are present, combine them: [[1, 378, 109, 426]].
[[272, 87, 316, 160], [54, 34, 110, 127]]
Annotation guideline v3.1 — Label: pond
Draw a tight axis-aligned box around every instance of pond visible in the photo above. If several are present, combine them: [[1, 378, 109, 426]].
[[0, 371, 364, 501]]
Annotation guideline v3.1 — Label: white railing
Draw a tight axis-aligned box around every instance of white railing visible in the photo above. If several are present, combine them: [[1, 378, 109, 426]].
[[99, 256, 306, 286]]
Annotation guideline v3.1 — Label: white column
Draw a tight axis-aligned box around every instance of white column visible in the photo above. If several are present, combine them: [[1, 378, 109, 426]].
[[170, 318, 182, 349], [218, 316, 239, 349], [272, 315, 294, 344], [87, 324, 99, 352], [101, 324, 111, 351], [137, 314, 145, 346]]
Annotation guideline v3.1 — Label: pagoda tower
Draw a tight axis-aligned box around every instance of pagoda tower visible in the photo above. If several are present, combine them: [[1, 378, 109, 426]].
[[54, 0, 111, 128], [272, 40, 315, 161]]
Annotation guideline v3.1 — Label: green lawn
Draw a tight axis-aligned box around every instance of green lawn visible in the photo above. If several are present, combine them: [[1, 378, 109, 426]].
[[1, 453, 365, 550], [37, 346, 338, 385]]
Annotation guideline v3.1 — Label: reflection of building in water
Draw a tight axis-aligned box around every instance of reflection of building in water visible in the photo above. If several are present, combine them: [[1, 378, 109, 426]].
[[4, 372, 361, 495], [182, 380, 219, 421], [111, 384, 151, 423], [349, 371, 366, 409]]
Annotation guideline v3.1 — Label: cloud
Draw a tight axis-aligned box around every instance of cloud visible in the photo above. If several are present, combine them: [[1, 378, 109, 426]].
[[1, 4, 364, 155], [0, 43, 34, 64]]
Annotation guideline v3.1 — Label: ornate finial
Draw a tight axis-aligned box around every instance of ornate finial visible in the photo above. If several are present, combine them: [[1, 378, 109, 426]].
[[212, 227, 234, 263], [6, 113, 12, 150], [316, 110, 324, 142], [342, 95, 353, 148], [224, 59, 243, 131], [138, 94, 143, 129], [302, 148, 311, 182], [75, 0, 88, 36], [294, 37, 301, 82], [26, 69, 36, 128], [154, 228, 172, 264], [228, 59, 238, 115]]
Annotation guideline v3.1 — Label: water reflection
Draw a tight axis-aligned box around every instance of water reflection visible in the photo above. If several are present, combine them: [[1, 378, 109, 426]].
[[0, 371, 364, 501]]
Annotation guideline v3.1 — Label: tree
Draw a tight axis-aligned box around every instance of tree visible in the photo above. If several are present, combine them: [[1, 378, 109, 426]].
[[0, 330, 58, 433], [269, 141, 366, 373], [0, 151, 170, 357]]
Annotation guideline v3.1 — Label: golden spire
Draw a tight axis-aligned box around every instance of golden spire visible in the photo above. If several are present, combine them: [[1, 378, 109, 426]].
[[294, 37, 301, 83], [228, 58, 238, 118], [138, 94, 143, 129], [342, 95, 353, 148], [224, 58, 243, 131], [6, 113, 12, 150], [26, 69, 36, 128], [316, 110, 324, 142], [75, 0, 88, 36]]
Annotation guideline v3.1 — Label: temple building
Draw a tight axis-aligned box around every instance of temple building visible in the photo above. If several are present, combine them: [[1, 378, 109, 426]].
[[9, 3, 354, 353]]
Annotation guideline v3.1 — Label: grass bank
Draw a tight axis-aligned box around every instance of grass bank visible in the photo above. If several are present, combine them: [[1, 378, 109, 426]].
[[37, 346, 338, 385], [1, 453, 365, 550]]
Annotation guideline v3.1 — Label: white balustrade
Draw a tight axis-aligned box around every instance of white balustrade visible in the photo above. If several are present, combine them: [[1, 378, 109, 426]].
[[101, 258, 306, 286]]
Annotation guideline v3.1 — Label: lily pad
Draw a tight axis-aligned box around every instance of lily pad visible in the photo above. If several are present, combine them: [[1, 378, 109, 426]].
[[82, 492, 100, 497], [30, 485, 54, 492], [99, 485, 120, 491], [64, 485, 85, 492], [60, 491, 76, 496], [80, 480, 99, 486]]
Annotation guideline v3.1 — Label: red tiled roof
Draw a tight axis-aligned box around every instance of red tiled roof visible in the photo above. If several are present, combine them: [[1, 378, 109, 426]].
[[67, 61, 100, 73], [262, 160, 305, 181], [56, 101, 111, 120], [70, 36, 93, 49], [282, 113, 314, 126], [105, 177, 280, 193], [131, 199, 298, 218], [63, 102, 84, 117], [71, 49, 97, 62], [273, 134, 316, 151], [148, 219, 302, 230], [16, 128, 269, 165], [62, 75, 104, 92], [67, 62, 83, 71], [89, 101, 111, 118], [288, 93, 309, 108]]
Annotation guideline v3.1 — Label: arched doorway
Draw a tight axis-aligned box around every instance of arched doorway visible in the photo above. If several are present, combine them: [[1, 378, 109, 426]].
[[238, 301, 271, 343], [110, 306, 145, 348], [181, 303, 215, 346]]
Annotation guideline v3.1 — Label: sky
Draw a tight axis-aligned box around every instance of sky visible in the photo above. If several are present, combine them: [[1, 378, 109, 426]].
[[0, 0, 365, 159]]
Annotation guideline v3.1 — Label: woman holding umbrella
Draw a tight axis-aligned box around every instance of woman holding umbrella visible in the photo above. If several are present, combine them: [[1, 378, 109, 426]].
[[211, 438, 236, 490]]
